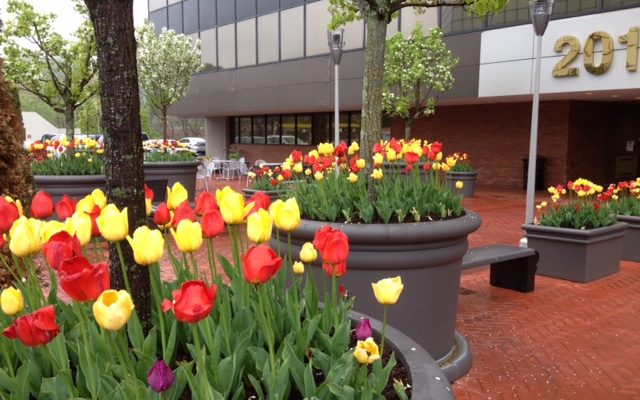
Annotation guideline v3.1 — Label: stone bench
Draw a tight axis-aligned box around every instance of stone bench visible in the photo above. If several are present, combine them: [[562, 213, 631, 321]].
[[462, 244, 538, 293]]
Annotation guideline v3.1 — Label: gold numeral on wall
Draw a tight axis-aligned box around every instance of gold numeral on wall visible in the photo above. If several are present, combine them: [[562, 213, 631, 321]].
[[583, 31, 613, 75], [552, 35, 580, 77], [619, 27, 639, 71]]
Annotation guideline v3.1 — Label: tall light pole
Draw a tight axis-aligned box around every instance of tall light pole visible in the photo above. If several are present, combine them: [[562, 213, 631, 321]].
[[328, 29, 345, 147], [524, 0, 554, 228]]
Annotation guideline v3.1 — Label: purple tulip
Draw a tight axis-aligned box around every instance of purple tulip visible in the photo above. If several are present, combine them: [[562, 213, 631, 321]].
[[355, 318, 373, 341], [147, 360, 175, 393]]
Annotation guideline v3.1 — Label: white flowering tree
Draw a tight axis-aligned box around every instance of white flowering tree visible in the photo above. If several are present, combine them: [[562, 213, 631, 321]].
[[383, 25, 457, 139], [136, 21, 202, 140]]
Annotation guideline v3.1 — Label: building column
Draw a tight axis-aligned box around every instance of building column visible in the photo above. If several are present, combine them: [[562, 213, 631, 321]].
[[205, 117, 227, 158]]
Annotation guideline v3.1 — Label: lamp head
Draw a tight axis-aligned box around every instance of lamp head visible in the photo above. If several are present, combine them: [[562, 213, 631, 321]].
[[327, 29, 345, 64], [529, 0, 554, 36]]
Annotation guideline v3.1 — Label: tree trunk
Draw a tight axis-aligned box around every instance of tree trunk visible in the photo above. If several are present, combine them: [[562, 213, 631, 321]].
[[162, 106, 168, 140], [360, 12, 387, 164], [83, 0, 151, 330], [404, 119, 412, 139], [64, 105, 75, 142]]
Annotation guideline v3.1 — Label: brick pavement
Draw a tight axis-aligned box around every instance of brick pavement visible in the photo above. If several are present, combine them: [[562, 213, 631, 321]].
[[170, 180, 640, 400]]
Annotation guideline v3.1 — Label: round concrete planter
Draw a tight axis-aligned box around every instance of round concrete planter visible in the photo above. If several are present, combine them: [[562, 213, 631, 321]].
[[350, 310, 455, 398], [271, 212, 481, 375], [616, 215, 640, 262], [242, 188, 287, 202], [144, 160, 199, 202], [446, 171, 477, 198], [523, 222, 627, 282], [33, 175, 106, 203], [382, 162, 429, 180]]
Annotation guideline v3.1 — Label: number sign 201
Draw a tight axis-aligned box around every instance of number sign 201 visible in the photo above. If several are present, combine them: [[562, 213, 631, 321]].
[[552, 27, 639, 77]]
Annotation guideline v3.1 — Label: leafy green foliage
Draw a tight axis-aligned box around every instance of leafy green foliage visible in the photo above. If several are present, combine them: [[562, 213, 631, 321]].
[[144, 150, 196, 163], [383, 25, 458, 137], [538, 202, 616, 230]]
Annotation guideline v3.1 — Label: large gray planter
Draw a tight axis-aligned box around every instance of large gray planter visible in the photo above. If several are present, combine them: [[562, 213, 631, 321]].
[[446, 171, 477, 198], [617, 215, 640, 262], [523, 222, 627, 282], [271, 212, 481, 375], [144, 160, 199, 202], [33, 175, 106, 204], [242, 188, 287, 202], [350, 310, 454, 398]]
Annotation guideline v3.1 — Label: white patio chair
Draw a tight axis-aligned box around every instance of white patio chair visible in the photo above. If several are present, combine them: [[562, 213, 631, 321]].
[[196, 163, 209, 191], [222, 160, 241, 180], [206, 159, 221, 181]]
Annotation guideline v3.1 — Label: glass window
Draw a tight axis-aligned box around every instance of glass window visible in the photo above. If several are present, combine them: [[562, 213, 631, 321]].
[[312, 114, 330, 145], [281, 0, 304, 8], [603, 0, 640, 8], [305, 2, 331, 56], [552, 0, 598, 17], [350, 113, 361, 143], [237, 19, 257, 67], [281, 115, 296, 145], [149, 0, 166, 12], [168, 0, 180, 4], [217, 0, 235, 26], [217, 24, 236, 69], [237, 0, 257, 20], [168, 3, 183, 33], [150, 9, 168, 33], [280, 7, 304, 60], [258, 13, 279, 64], [200, 28, 217, 69], [266, 116, 280, 144], [258, 0, 279, 14], [339, 113, 349, 143], [253, 117, 266, 144], [231, 117, 239, 143], [200, 0, 216, 30], [239, 117, 252, 144], [183, 0, 199, 34], [297, 115, 312, 145]]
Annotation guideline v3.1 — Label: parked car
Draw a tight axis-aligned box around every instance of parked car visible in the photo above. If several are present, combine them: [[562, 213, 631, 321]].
[[178, 137, 206, 156]]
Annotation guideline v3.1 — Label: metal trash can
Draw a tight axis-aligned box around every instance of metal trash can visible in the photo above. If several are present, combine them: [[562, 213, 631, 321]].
[[522, 157, 546, 190]]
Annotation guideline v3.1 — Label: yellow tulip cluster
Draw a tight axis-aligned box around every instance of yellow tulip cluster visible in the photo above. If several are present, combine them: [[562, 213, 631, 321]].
[[353, 337, 381, 364]]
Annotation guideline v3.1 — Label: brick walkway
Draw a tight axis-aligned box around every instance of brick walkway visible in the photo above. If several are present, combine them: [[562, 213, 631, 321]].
[[172, 180, 640, 400]]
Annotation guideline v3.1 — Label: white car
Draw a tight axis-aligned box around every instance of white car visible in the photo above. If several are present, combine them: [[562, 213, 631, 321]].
[[178, 137, 206, 156]]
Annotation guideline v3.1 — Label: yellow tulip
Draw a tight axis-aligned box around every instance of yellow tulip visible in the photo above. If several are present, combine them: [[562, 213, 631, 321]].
[[348, 173, 358, 183], [446, 156, 457, 168], [436, 152, 443, 161], [353, 337, 380, 364], [371, 276, 404, 305], [305, 168, 312, 176], [91, 189, 107, 209], [386, 149, 397, 162], [269, 198, 300, 232], [67, 211, 92, 246], [167, 182, 189, 210], [371, 169, 383, 180], [93, 290, 135, 331], [455, 181, 464, 190], [247, 209, 273, 243], [373, 153, 384, 166], [348, 141, 360, 155], [145, 198, 152, 217], [441, 164, 450, 172], [355, 159, 366, 169], [318, 142, 334, 156], [9, 217, 41, 257], [1, 287, 24, 316], [40, 220, 73, 243], [293, 162, 303, 173], [299, 242, 317, 263], [97, 204, 129, 242], [170, 220, 203, 253], [314, 171, 324, 181], [126, 226, 165, 265], [76, 195, 96, 214], [216, 186, 253, 225], [292, 261, 305, 275]]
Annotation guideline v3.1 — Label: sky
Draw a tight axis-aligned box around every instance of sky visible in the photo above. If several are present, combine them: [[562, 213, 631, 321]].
[[0, 0, 149, 37]]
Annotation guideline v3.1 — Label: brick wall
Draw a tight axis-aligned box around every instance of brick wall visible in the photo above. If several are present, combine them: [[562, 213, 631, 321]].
[[390, 101, 571, 189], [567, 102, 611, 185]]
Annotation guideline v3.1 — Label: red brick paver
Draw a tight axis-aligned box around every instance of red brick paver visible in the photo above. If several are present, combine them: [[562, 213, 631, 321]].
[[455, 187, 640, 400]]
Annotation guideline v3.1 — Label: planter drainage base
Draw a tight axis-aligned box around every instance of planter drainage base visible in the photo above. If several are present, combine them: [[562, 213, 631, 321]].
[[437, 330, 473, 383]]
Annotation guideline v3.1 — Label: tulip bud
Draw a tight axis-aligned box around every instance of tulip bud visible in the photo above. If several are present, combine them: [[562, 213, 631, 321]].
[[455, 180, 464, 190], [1, 287, 24, 316], [167, 182, 189, 210], [126, 226, 165, 265], [354, 318, 373, 341], [353, 337, 380, 364], [92, 290, 134, 331], [97, 205, 129, 242], [148, 360, 175, 393], [299, 242, 317, 263], [292, 261, 305, 275], [91, 189, 107, 209], [269, 198, 300, 233], [371, 276, 404, 305], [170, 220, 203, 253]]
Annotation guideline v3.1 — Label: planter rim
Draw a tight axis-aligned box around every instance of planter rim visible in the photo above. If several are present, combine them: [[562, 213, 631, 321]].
[[143, 160, 200, 167], [285, 211, 481, 246], [522, 221, 627, 238], [446, 170, 478, 176], [616, 214, 640, 222], [33, 174, 106, 182], [350, 310, 454, 399]]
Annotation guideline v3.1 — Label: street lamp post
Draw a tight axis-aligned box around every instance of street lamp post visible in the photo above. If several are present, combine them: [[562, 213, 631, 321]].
[[328, 29, 345, 147], [524, 0, 554, 229]]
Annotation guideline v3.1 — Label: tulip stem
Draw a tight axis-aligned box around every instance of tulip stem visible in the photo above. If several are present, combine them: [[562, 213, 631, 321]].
[[0, 341, 15, 378], [115, 242, 132, 294], [22, 257, 44, 307], [380, 305, 388, 357], [331, 267, 339, 329], [149, 264, 168, 362], [164, 232, 181, 279], [72, 302, 99, 399], [258, 285, 276, 374], [206, 238, 218, 284], [189, 252, 199, 280]]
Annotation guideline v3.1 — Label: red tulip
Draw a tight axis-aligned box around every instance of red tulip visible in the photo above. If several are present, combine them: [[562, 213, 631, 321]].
[[161, 280, 217, 323], [0, 234, 5, 248], [291, 150, 303, 163], [144, 184, 154, 203], [2, 305, 60, 347], [242, 244, 283, 284], [431, 141, 443, 154], [313, 226, 349, 264], [42, 231, 83, 270], [404, 152, 419, 165], [247, 191, 270, 214], [195, 191, 217, 215], [87, 206, 101, 237], [153, 203, 172, 227], [0, 198, 20, 233], [55, 195, 77, 220], [58, 256, 110, 302], [172, 201, 196, 228], [322, 261, 347, 278], [30, 191, 54, 219], [389, 138, 402, 153], [201, 208, 225, 238]]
